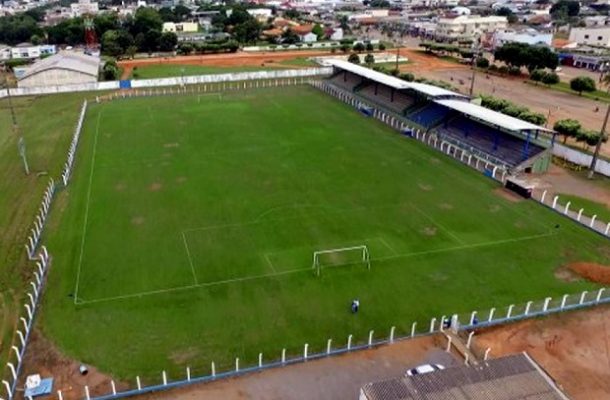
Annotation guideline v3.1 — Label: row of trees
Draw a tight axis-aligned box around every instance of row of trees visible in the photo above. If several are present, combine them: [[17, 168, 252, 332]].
[[494, 42, 559, 73], [554, 119, 607, 147], [480, 95, 547, 125], [529, 69, 560, 85]]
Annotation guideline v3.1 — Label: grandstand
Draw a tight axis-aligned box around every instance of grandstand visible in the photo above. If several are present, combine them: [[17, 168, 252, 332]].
[[323, 59, 553, 173]]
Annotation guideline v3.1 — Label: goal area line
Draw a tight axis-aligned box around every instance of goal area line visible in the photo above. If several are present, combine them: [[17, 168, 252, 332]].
[[74, 231, 557, 306]]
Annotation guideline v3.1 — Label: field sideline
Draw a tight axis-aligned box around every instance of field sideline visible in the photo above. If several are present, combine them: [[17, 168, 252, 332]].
[[40, 85, 607, 381]]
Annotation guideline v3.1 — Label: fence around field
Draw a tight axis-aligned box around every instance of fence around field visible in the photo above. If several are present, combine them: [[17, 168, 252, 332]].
[[552, 142, 610, 178], [4, 77, 610, 400], [28, 288, 604, 400], [0, 68, 332, 99], [532, 190, 610, 238]]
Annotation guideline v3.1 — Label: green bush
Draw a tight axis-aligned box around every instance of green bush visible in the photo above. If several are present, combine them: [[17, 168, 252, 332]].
[[476, 57, 490, 69]]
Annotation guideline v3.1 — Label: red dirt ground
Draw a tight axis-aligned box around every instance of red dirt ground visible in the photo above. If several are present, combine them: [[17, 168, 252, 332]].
[[567, 262, 610, 284]]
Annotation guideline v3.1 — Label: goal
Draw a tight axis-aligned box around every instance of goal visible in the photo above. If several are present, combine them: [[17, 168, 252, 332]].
[[312, 245, 371, 276]]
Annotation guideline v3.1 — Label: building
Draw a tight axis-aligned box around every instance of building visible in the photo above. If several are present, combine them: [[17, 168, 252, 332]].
[[359, 353, 569, 400], [162, 22, 199, 33], [0, 44, 10, 61], [492, 28, 553, 48], [17, 51, 100, 88], [70, 0, 98, 17], [435, 15, 508, 40], [247, 8, 273, 22], [10, 44, 56, 60], [569, 26, 610, 47], [300, 32, 318, 42]]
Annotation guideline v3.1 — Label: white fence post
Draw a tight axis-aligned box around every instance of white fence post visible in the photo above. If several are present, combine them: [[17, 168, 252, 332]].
[[85, 386, 90, 400], [304, 343, 309, 360], [577, 208, 584, 221], [543, 297, 552, 311], [347, 334, 353, 350], [235, 358, 239, 372], [327, 339, 332, 354], [368, 330, 374, 347], [11, 346, 21, 363], [411, 322, 417, 338], [590, 215, 598, 227], [186, 367, 191, 382], [439, 315, 446, 331], [390, 326, 395, 343], [430, 317, 436, 333], [469, 311, 477, 325], [136, 376, 141, 390], [211, 362, 216, 377], [258, 353, 263, 368], [564, 202, 571, 215], [606, 222, 610, 235], [2, 380, 11, 398], [162, 370, 167, 386], [111, 380, 116, 395], [445, 336, 452, 352], [58, 390, 64, 400], [281, 349, 286, 364], [597, 288, 606, 302], [580, 291, 588, 304], [484, 348, 491, 361], [552, 195, 558, 209], [525, 301, 532, 315], [487, 308, 495, 322], [467, 331, 475, 349], [507, 304, 514, 318], [561, 294, 569, 309]]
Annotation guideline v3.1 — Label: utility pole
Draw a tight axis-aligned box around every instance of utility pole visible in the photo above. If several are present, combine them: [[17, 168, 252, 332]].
[[3, 79, 29, 175], [588, 101, 610, 179], [469, 44, 478, 97]]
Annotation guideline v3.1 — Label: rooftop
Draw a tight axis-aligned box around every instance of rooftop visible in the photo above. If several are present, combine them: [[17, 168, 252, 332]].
[[361, 353, 569, 400], [325, 59, 467, 99], [19, 51, 100, 81]]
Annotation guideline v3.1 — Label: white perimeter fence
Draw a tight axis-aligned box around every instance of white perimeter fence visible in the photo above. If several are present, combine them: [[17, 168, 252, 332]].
[[552, 142, 610, 178], [3, 76, 610, 400], [0, 68, 332, 99]]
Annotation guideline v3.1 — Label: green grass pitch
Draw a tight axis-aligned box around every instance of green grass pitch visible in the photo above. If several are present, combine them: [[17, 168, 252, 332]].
[[42, 85, 608, 380]]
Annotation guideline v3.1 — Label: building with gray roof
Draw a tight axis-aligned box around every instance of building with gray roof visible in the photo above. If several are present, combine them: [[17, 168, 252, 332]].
[[17, 51, 100, 88]]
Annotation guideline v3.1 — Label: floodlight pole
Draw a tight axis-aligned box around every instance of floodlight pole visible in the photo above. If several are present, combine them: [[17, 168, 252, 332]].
[[469, 43, 478, 98], [3, 81, 29, 175]]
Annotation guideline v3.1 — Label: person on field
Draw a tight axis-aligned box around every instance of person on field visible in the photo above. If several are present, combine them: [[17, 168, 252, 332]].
[[351, 299, 360, 313]]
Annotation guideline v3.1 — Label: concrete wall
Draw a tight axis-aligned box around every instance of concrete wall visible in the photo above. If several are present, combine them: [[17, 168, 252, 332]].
[[0, 68, 332, 99], [552, 142, 610, 177]]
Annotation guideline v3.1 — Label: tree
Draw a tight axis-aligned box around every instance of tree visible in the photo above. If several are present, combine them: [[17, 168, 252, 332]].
[[0, 14, 43, 45], [159, 7, 177, 22], [141, 29, 161, 52], [173, 5, 192, 22], [364, 53, 375, 66], [369, 0, 390, 7], [282, 28, 299, 44], [348, 53, 360, 64], [541, 71, 559, 85], [494, 42, 558, 72], [340, 43, 350, 53], [353, 42, 365, 52], [284, 9, 300, 19], [553, 119, 581, 143], [476, 57, 490, 68], [131, 7, 163, 37], [495, 7, 518, 24], [551, 0, 580, 18], [366, 42, 374, 52], [102, 60, 120, 80], [159, 32, 177, 51], [570, 76, 596, 95], [378, 43, 386, 51], [312, 23, 324, 39], [399, 72, 415, 81], [529, 69, 545, 83], [94, 13, 120, 38]]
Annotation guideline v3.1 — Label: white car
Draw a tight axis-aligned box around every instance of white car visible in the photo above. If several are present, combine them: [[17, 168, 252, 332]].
[[405, 364, 445, 376]]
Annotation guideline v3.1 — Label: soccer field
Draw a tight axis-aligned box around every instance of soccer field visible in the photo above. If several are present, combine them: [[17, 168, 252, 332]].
[[42, 85, 608, 379]]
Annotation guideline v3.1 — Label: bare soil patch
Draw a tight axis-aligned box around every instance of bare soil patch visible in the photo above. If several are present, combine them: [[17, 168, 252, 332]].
[[421, 226, 437, 236], [131, 216, 145, 225], [493, 188, 523, 203], [418, 183, 433, 191], [170, 347, 200, 365], [438, 202, 453, 210], [149, 182, 163, 192], [19, 330, 123, 400], [566, 262, 610, 284], [554, 266, 581, 283]]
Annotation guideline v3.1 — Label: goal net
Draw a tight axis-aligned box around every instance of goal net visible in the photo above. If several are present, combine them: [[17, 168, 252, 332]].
[[312, 245, 370, 276]]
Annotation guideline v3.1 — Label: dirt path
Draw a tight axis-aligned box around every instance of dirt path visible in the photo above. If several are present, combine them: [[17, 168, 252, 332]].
[[138, 335, 459, 400], [474, 305, 610, 400]]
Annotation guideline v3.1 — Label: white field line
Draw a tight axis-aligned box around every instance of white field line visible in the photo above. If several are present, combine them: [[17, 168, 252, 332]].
[[378, 237, 398, 256], [410, 203, 466, 245], [76, 231, 556, 306], [263, 253, 277, 274], [73, 111, 102, 305], [181, 232, 199, 284]]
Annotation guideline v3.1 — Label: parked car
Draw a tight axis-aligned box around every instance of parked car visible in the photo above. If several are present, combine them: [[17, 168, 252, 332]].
[[405, 364, 445, 376]]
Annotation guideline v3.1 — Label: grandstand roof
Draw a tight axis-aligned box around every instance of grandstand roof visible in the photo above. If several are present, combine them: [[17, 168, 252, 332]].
[[325, 59, 467, 99], [435, 99, 552, 133]]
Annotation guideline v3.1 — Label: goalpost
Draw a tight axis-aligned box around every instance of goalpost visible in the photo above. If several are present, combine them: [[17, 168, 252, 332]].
[[312, 245, 370, 276]]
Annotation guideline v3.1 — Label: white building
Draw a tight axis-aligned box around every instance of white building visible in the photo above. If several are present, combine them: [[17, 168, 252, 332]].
[[10, 44, 56, 59], [569, 26, 610, 47], [300, 32, 318, 43], [18, 51, 100, 88], [435, 15, 508, 40], [162, 22, 199, 33], [70, 0, 98, 17], [493, 29, 553, 48], [247, 8, 273, 21], [0, 45, 10, 61]]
